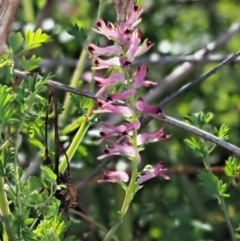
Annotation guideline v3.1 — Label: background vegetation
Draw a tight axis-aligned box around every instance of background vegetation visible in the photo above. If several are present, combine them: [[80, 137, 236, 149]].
[[1, 0, 240, 240]]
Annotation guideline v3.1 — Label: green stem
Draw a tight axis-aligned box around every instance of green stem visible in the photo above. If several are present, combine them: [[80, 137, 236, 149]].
[[58, 114, 91, 174], [219, 197, 236, 241], [104, 129, 139, 241], [0, 177, 16, 241], [60, 48, 88, 125], [14, 134, 23, 215]]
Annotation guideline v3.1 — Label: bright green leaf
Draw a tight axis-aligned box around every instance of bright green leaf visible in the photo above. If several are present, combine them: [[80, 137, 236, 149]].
[[21, 55, 41, 71], [40, 166, 57, 183], [8, 32, 24, 52]]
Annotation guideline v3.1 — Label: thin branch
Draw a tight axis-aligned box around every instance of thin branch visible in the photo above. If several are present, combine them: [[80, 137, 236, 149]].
[[70, 209, 120, 241], [159, 51, 240, 107], [160, 115, 240, 156], [144, 21, 240, 104], [76, 158, 111, 189], [14, 54, 240, 69], [0, 0, 20, 55], [13, 69, 106, 101]]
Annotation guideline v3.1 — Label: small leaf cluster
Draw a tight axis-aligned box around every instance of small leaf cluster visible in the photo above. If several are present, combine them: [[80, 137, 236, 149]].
[[0, 28, 76, 240], [0, 29, 50, 83]]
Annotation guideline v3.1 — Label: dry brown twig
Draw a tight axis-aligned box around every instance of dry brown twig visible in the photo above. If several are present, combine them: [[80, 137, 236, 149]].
[[0, 0, 20, 55]]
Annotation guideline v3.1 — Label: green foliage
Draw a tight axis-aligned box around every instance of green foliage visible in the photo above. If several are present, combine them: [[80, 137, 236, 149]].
[[24, 29, 50, 51], [184, 138, 208, 158], [67, 23, 87, 46], [212, 124, 230, 140], [8, 32, 24, 53], [224, 156, 240, 178], [70, 93, 94, 115], [21, 55, 41, 71], [185, 111, 214, 129], [198, 171, 229, 198], [0, 85, 18, 127]]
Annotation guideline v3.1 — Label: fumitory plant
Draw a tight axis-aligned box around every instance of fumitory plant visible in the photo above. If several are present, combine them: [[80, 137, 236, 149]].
[[1, 0, 240, 241], [88, 1, 171, 239]]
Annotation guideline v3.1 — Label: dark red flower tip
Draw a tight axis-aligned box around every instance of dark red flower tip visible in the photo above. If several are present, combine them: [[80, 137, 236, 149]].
[[95, 80, 101, 86], [161, 134, 167, 138], [99, 131, 106, 137], [124, 60, 131, 67], [94, 59, 100, 65], [88, 46, 94, 52], [97, 100, 104, 107], [96, 20, 102, 28], [106, 96, 113, 102], [107, 22, 113, 29], [137, 29, 142, 39], [133, 4, 138, 12], [122, 131, 128, 135], [124, 29, 132, 35], [146, 40, 152, 47], [103, 148, 110, 154]]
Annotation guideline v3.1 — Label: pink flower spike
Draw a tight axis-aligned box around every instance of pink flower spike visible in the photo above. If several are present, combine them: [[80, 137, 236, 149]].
[[92, 57, 120, 70], [97, 169, 129, 183], [94, 73, 125, 96], [107, 87, 136, 102], [137, 127, 171, 146], [137, 162, 170, 185], [88, 43, 122, 56], [134, 39, 154, 58], [136, 97, 165, 119], [98, 142, 141, 163], [93, 100, 133, 118]]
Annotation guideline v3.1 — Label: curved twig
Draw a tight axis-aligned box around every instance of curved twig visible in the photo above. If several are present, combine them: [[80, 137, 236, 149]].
[[160, 115, 240, 156]]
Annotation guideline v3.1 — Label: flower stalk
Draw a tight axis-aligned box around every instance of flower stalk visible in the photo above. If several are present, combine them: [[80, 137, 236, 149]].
[[88, 1, 170, 240]]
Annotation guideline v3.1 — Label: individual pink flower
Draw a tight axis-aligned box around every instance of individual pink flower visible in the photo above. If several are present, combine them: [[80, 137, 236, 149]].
[[92, 19, 119, 41], [93, 100, 133, 118], [134, 39, 154, 57], [94, 73, 125, 96], [88, 43, 122, 56], [140, 80, 157, 87], [98, 120, 140, 143], [131, 64, 157, 88], [98, 169, 129, 183], [107, 87, 136, 102], [113, 0, 126, 22], [98, 141, 141, 163], [136, 97, 165, 119], [136, 127, 171, 146], [137, 162, 170, 185], [132, 63, 148, 88], [92, 57, 120, 70], [125, 2, 144, 29], [126, 29, 142, 61]]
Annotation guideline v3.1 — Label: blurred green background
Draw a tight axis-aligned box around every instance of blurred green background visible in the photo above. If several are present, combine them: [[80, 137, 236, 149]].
[[14, 0, 240, 240]]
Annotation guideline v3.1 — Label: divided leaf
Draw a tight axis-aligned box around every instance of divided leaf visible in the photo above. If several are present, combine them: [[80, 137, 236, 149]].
[[67, 23, 87, 46], [24, 29, 50, 51], [21, 55, 41, 71], [198, 171, 229, 198], [8, 32, 24, 52]]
